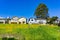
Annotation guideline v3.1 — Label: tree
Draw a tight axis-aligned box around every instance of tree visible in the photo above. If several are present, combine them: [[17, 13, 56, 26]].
[[34, 3, 49, 19], [51, 16, 58, 21], [48, 16, 58, 24]]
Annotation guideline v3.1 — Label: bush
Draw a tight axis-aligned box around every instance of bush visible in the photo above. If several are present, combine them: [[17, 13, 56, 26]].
[[8, 38, 16, 40], [2, 37, 16, 40], [2, 37, 7, 40], [58, 23, 60, 26]]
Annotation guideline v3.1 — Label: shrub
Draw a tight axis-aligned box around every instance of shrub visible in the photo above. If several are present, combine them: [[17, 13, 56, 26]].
[[2, 37, 7, 40], [58, 23, 60, 26], [2, 37, 17, 40], [8, 38, 16, 40]]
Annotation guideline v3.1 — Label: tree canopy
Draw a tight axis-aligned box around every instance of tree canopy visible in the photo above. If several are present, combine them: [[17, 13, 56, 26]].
[[34, 3, 49, 19]]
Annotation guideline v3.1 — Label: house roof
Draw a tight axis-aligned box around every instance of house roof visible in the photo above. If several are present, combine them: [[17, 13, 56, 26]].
[[0, 16, 5, 20], [18, 17, 26, 19], [11, 16, 19, 20], [29, 17, 46, 20], [0, 16, 4, 18], [0, 16, 11, 20]]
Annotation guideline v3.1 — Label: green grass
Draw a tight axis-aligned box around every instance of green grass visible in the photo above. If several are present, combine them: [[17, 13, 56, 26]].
[[0, 24, 60, 40]]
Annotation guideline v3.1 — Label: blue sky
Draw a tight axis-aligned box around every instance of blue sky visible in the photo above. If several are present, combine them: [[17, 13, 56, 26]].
[[0, 0, 60, 18]]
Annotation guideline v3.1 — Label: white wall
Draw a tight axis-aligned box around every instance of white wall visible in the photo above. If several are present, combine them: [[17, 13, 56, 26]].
[[28, 18, 46, 24], [18, 18, 26, 24], [9, 20, 18, 24], [0, 20, 5, 24]]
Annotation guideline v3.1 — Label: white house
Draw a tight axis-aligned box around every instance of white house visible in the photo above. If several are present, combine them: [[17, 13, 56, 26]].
[[28, 18, 47, 24], [0, 16, 47, 24], [9, 16, 19, 24], [28, 18, 38, 24], [0, 17, 5, 24], [18, 17, 27, 24]]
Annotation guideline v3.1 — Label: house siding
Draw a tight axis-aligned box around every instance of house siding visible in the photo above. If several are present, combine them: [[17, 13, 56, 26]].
[[0, 20, 5, 24], [28, 18, 46, 24], [18, 18, 26, 24]]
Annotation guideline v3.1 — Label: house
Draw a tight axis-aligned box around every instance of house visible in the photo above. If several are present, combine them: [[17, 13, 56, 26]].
[[0, 16, 47, 24], [0, 17, 5, 24], [18, 17, 27, 24], [7, 16, 27, 24], [9, 16, 19, 24], [28, 18, 47, 24], [28, 18, 38, 24]]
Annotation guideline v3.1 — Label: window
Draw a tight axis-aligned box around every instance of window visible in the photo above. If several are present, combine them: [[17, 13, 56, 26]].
[[31, 19, 33, 21], [19, 22, 21, 24], [23, 21, 25, 24]]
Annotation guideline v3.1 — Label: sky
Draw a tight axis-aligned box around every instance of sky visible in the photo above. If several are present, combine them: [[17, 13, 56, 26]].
[[0, 0, 60, 18]]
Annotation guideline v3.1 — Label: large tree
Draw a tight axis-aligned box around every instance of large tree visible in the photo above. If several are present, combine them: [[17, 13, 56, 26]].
[[34, 3, 49, 19]]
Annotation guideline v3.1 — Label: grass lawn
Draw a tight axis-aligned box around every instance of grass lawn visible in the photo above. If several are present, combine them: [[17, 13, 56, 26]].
[[0, 24, 60, 40]]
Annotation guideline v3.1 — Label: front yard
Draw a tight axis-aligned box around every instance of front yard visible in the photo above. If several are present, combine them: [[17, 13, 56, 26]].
[[0, 24, 60, 40]]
